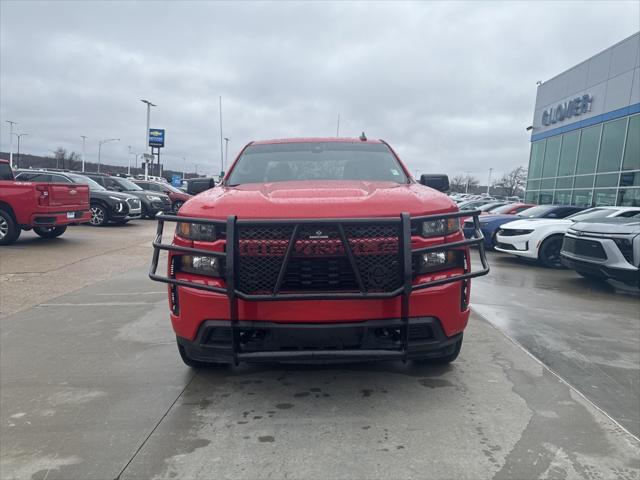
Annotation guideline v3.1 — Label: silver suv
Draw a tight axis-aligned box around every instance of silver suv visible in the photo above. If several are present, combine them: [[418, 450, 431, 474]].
[[561, 215, 640, 287]]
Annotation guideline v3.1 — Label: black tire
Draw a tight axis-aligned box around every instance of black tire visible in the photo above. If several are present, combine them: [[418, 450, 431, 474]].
[[89, 204, 108, 226], [173, 200, 184, 213], [0, 209, 20, 246], [538, 236, 565, 269], [417, 335, 463, 365], [33, 226, 67, 239]]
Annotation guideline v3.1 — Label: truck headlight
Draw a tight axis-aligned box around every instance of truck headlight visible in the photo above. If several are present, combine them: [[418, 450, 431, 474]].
[[176, 222, 218, 241], [415, 250, 464, 274], [180, 255, 221, 277], [421, 218, 460, 237]]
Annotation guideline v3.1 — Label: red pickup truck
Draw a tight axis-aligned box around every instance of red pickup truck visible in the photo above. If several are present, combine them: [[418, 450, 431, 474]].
[[0, 160, 91, 245], [150, 138, 489, 366]]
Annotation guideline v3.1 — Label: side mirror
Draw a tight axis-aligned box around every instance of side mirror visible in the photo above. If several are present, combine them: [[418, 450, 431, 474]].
[[419, 174, 449, 192], [187, 178, 216, 195]]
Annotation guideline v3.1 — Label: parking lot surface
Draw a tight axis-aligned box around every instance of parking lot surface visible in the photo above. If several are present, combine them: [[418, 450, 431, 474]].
[[474, 252, 640, 437], [1, 223, 639, 479]]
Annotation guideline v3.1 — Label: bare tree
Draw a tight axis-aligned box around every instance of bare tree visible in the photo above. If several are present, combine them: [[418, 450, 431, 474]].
[[495, 166, 528, 197], [53, 147, 67, 169], [450, 174, 479, 193], [450, 175, 467, 192]]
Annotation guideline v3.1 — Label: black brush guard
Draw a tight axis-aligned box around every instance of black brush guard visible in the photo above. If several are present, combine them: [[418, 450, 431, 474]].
[[149, 210, 489, 363]]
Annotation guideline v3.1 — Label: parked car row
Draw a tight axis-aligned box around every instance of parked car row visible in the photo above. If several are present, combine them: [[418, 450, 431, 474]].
[[462, 203, 640, 287], [0, 162, 194, 244], [0, 160, 91, 244]]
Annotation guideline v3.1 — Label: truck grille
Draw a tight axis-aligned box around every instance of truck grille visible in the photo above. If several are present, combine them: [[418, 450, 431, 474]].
[[562, 237, 607, 260], [126, 198, 140, 209], [235, 223, 403, 295]]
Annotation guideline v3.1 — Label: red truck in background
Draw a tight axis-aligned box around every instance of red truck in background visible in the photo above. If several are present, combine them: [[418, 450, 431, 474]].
[[0, 159, 91, 245], [149, 138, 489, 367]]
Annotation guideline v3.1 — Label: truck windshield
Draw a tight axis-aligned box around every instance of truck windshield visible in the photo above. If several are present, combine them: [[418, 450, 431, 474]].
[[227, 142, 408, 185]]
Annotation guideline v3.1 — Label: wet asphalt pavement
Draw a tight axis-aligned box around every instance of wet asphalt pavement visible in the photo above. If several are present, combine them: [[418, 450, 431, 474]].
[[473, 251, 640, 437], [1, 226, 639, 479]]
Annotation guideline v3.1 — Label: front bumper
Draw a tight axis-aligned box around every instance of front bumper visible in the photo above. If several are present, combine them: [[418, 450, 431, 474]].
[[150, 210, 489, 364], [178, 317, 462, 363], [494, 233, 536, 258], [561, 255, 639, 286]]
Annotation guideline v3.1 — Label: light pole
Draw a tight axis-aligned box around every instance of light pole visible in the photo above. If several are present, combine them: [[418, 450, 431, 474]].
[[182, 157, 187, 179], [487, 168, 493, 195], [14, 133, 28, 169], [336, 113, 340, 137], [6, 120, 17, 168], [127, 145, 139, 175], [464, 171, 472, 194], [219, 96, 224, 176], [141, 99, 156, 175], [97, 138, 119, 173], [224, 137, 230, 169], [80, 135, 88, 172]]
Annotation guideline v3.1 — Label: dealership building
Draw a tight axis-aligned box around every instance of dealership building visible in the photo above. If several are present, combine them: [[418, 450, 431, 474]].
[[525, 32, 639, 207]]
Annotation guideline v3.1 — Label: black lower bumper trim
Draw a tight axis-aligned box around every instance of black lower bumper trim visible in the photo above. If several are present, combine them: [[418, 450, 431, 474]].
[[561, 256, 639, 286], [178, 317, 461, 364]]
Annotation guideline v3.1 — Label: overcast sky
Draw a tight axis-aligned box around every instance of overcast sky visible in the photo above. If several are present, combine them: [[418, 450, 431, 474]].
[[1, 1, 638, 179]]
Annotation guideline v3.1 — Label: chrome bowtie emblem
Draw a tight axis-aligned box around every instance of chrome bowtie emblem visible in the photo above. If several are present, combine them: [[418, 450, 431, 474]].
[[309, 230, 329, 239]]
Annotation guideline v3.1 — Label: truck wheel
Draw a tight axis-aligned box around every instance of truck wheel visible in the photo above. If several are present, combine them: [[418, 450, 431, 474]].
[[538, 236, 565, 269], [418, 335, 463, 365], [34, 226, 67, 239], [0, 209, 20, 246], [90, 204, 108, 226]]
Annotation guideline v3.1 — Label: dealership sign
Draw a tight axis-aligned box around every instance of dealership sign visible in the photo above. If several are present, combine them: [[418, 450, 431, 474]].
[[148, 128, 165, 148], [542, 94, 593, 126]]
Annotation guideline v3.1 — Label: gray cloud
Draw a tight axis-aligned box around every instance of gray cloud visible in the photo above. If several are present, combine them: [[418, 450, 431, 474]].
[[1, 0, 638, 179]]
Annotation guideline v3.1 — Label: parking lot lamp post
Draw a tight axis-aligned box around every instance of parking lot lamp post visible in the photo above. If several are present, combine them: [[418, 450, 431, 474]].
[[97, 138, 119, 173], [6, 120, 17, 168], [14, 133, 28, 169], [182, 157, 187, 179], [140, 99, 156, 153], [487, 168, 493, 195], [81, 136, 88, 172]]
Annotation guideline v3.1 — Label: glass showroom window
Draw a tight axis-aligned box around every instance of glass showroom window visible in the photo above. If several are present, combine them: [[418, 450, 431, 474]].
[[620, 171, 639, 187], [528, 140, 546, 180], [542, 136, 561, 178], [593, 189, 617, 206], [571, 190, 592, 207], [622, 115, 639, 171], [618, 188, 640, 206], [539, 191, 554, 204], [576, 125, 602, 175], [595, 173, 619, 188], [557, 130, 580, 176], [597, 118, 626, 173], [553, 190, 572, 205]]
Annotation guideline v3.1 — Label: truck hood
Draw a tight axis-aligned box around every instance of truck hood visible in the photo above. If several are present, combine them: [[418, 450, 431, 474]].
[[570, 218, 640, 235], [180, 180, 457, 219]]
